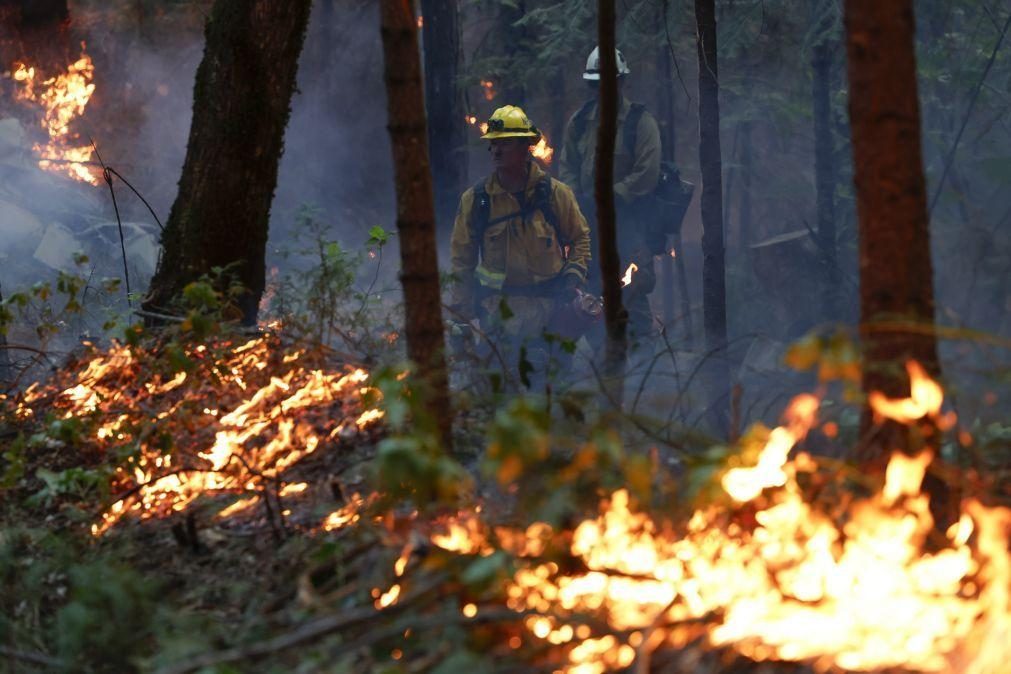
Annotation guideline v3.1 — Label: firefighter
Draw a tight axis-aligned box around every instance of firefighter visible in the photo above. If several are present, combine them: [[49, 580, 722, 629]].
[[449, 105, 591, 388], [559, 46, 662, 354]]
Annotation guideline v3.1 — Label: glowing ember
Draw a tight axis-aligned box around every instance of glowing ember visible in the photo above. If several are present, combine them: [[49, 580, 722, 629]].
[[502, 365, 1011, 673], [466, 115, 490, 135], [481, 79, 496, 101], [323, 492, 371, 531], [620, 263, 638, 287], [531, 136, 554, 165], [11, 45, 99, 185]]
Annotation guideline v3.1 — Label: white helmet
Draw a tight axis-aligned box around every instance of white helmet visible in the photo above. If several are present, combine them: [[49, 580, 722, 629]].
[[583, 46, 631, 81]]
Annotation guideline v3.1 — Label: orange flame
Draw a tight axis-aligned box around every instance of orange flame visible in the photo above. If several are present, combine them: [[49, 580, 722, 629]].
[[16, 334, 383, 536], [11, 45, 99, 185], [480, 79, 496, 101], [503, 365, 1011, 673], [531, 136, 554, 165]]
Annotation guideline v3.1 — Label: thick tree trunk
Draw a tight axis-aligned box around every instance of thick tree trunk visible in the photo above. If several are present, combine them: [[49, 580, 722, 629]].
[[596, 0, 626, 407], [695, 0, 729, 432], [143, 0, 312, 324], [420, 0, 466, 241], [845, 0, 940, 422], [811, 0, 839, 322], [379, 0, 452, 450], [845, 0, 948, 523]]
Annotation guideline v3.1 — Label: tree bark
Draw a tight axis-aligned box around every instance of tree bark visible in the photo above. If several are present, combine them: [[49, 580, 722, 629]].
[[596, 0, 626, 408], [844, 0, 940, 422], [845, 1, 948, 525], [811, 0, 839, 322], [379, 0, 452, 450], [420, 0, 466, 241], [143, 0, 313, 324], [695, 0, 729, 433]]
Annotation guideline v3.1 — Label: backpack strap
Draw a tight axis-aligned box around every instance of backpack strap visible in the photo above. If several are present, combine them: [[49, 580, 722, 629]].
[[469, 179, 492, 257], [470, 175, 567, 261], [533, 176, 567, 254], [624, 102, 646, 157], [568, 99, 598, 166]]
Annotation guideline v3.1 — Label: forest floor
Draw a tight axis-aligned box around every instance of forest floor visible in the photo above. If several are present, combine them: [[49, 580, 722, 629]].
[[1, 324, 1008, 674]]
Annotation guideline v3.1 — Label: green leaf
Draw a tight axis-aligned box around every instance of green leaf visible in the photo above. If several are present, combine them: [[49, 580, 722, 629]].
[[367, 225, 390, 247], [461, 551, 509, 586]]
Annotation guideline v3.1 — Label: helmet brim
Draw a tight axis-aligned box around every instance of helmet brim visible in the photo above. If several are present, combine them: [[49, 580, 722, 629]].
[[481, 130, 540, 140], [582, 72, 627, 81]]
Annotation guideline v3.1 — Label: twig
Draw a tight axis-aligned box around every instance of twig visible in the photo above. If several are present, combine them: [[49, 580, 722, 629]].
[[0, 645, 65, 669], [90, 141, 132, 305], [662, 0, 692, 106], [928, 10, 1011, 215], [156, 572, 448, 674], [131, 308, 186, 324], [105, 166, 165, 233]]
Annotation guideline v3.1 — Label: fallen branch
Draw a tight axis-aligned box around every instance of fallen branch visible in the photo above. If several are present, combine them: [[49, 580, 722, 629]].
[[0, 645, 65, 669], [156, 572, 448, 674]]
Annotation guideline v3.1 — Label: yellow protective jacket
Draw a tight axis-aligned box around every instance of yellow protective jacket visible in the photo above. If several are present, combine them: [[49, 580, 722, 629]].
[[450, 162, 590, 318], [558, 96, 661, 206]]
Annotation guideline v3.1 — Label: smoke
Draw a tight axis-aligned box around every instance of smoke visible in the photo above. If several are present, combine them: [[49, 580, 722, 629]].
[[0, 0, 398, 346]]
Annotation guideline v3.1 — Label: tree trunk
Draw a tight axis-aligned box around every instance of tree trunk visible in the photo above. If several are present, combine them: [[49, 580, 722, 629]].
[[420, 0, 466, 241], [143, 0, 313, 324], [695, 0, 729, 433], [845, 0, 940, 422], [844, 0, 949, 523], [379, 0, 452, 450], [596, 0, 626, 408], [811, 0, 839, 322]]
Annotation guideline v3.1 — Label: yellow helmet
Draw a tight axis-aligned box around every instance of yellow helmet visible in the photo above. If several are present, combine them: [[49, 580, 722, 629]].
[[480, 105, 540, 140]]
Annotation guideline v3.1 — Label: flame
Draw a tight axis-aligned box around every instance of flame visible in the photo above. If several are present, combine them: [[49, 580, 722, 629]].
[[869, 360, 944, 423], [15, 334, 382, 536], [501, 365, 1011, 673], [620, 263, 638, 288], [416, 15, 423, 28], [323, 492, 371, 531], [532, 136, 554, 165], [11, 46, 99, 185], [481, 79, 496, 101]]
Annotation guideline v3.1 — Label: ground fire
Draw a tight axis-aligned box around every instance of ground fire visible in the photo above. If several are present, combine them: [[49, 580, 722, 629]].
[[14, 331, 385, 536], [10, 44, 98, 185], [9, 339, 1008, 672]]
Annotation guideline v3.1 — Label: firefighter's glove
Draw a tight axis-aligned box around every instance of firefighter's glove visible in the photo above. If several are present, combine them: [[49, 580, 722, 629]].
[[562, 274, 584, 299], [448, 320, 475, 355]]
